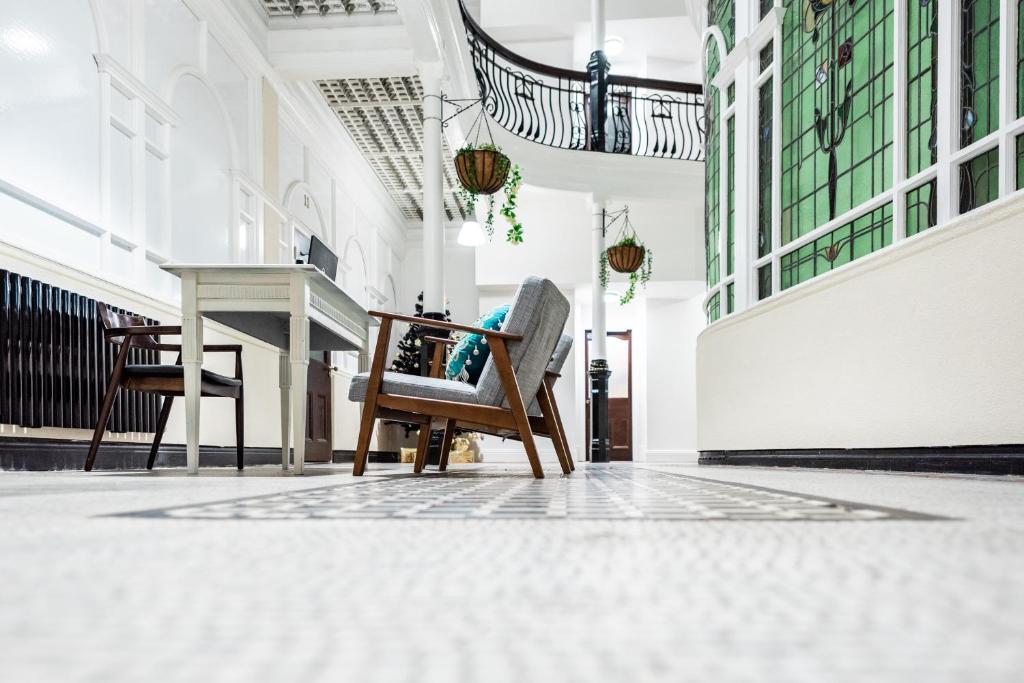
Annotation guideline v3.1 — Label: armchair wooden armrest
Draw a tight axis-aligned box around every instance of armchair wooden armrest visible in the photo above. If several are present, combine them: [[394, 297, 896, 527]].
[[367, 310, 523, 341], [422, 336, 457, 346], [423, 336, 456, 379]]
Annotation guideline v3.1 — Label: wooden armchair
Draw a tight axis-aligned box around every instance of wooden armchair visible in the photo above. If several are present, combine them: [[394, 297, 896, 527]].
[[348, 277, 571, 479], [424, 334, 575, 473], [84, 302, 244, 472]]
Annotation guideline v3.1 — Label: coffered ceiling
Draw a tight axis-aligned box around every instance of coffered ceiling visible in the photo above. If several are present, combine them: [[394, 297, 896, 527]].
[[316, 76, 465, 222]]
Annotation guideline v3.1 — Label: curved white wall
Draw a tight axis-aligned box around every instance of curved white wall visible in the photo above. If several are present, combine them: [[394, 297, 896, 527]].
[[696, 194, 1024, 451]]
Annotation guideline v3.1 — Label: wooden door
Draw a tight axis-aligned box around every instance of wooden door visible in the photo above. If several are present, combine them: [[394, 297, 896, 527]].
[[305, 352, 332, 462], [585, 330, 633, 461]]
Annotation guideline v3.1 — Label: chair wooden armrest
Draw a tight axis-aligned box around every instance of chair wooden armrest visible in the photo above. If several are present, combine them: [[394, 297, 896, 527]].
[[367, 310, 523, 341], [423, 336, 457, 346], [104, 325, 183, 338]]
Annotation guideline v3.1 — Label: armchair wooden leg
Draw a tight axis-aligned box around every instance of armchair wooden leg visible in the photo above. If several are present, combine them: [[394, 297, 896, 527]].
[[354, 318, 392, 476], [490, 338, 544, 479], [544, 375, 574, 471], [235, 392, 245, 471], [413, 422, 433, 474], [538, 385, 571, 476], [147, 396, 174, 470], [437, 419, 456, 472]]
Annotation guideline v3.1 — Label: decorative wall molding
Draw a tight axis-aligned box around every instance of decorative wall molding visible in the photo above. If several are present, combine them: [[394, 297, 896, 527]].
[[0, 179, 105, 238], [94, 53, 181, 126]]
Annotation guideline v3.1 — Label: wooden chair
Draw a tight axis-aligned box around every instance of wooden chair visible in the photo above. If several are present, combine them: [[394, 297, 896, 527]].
[[84, 302, 244, 472], [348, 277, 571, 479], [423, 334, 575, 473]]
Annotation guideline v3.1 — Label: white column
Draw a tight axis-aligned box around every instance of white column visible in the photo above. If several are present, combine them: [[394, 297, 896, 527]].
[[420, 62, 445, 313], [591, 194, 607, 360], [591, 0, 606, 51]]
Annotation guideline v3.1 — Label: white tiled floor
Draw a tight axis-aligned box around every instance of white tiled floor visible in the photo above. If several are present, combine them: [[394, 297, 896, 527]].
[[1, 462, 1022, 682]]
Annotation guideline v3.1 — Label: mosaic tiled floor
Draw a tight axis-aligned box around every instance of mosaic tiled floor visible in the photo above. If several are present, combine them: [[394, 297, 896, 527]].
[[118, 466, 939, 521]]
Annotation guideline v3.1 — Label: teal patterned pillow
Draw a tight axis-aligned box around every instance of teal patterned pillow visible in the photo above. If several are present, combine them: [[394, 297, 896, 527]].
[[445, 304, 510, 384]]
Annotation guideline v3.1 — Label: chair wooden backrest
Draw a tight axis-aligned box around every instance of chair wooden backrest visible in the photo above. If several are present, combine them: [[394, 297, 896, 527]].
[[96, 302, 162, 350], [473, 276, 570, 408]]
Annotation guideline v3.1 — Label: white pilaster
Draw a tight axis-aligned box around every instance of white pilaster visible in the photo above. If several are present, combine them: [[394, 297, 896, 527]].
[[419, 61, 445, 313]]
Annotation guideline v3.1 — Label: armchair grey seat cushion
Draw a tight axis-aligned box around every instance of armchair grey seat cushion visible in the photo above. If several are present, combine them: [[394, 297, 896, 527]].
[[348, 371, 479, 404]]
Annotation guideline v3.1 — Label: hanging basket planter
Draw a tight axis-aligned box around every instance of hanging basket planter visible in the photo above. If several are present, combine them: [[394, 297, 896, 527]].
[[606, 244, 646, 273], [455, 147, 511, 195], [598, 206, 654, 305]]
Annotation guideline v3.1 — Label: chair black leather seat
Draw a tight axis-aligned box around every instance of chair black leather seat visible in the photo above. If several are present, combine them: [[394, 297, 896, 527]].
[[124, 365, 242, 387]]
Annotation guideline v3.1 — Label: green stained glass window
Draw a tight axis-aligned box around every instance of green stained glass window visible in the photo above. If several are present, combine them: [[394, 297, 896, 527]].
[[726, 283, 735, 314], [780, 0, 894, 244], [708, 291, 721, 323], [905, 180, 937, 237], [727, 116, 736, 276], [960, 0, 1000, 149], [761, 0, 774, 21], [907, 0, 937, 177], [708, 1, 736, 52], [758, 78, 773, 258], [1017, 135, 1024, 190], [760, 41, 774, 74], [959, 147, 999, 214], [1018, 1, 1024, 117], [704, 41, 721, 287], [780, 203, 893, 290], [757, 264, 772, 300], [727, 82, 736, 106]]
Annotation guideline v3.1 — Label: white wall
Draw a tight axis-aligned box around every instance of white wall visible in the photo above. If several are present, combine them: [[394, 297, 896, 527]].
[[697, 194, 1024, 451], [0, 0, 407, 451], [474, 186, 703, 288], [645, 290, 704, 460], [403, 234, 480, 323]]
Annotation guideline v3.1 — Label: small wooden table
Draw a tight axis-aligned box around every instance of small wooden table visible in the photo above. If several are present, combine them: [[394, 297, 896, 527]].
[[162, 265, 372, 474]]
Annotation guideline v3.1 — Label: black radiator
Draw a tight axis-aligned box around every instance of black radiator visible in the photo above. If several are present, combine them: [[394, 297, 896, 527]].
[[0, 270, 161, 433]]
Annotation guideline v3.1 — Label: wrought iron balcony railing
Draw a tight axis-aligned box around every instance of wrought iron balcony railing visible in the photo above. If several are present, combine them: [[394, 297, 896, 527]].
[[458, 2, 705, 161]]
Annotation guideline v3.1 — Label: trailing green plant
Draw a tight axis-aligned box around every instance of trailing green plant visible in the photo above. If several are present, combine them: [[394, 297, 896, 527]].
[[597, 208, 654, 305], [458, 143, 524, 244], [619, 247, 653, 304]]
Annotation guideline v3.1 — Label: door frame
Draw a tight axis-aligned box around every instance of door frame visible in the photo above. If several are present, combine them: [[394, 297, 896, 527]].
[[583, 329, 633, 461]]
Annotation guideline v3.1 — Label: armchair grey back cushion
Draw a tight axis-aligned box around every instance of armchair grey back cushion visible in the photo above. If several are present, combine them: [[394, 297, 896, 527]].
[[525, 334, 573, 416], [474, 277, 570, 409]]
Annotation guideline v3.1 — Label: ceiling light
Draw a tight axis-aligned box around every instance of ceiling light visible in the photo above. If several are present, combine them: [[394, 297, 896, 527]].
[[604, 35, 624, 57], [317, 1, 331, 16], [457, 221, 486, 247], [369, 0, 382, 13], [341, 0, 355, 14], [288, 0, 304, 16]]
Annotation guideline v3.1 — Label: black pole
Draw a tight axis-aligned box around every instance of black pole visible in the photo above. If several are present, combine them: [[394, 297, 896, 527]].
[[589, 359, 611, 462], [587, 49, 610, 152]]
